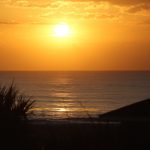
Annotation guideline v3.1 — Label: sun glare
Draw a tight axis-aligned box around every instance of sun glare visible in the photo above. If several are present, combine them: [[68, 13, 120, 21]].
[[53, 23, 71, 37]]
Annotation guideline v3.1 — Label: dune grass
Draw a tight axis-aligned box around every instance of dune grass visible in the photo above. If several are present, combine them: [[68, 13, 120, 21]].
[[0, 84, 35, 122]]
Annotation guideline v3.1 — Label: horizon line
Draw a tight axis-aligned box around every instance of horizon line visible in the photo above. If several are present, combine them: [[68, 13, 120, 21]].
[[0, 70, 150, 72]]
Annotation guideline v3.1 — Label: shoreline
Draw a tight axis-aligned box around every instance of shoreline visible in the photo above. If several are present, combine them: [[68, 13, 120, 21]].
[[24, 118, 150, 150]]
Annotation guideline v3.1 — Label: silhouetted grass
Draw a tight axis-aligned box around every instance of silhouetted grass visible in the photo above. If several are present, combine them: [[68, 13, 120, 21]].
[[0, 84, 35, 122], [0, 84, 35, 150]]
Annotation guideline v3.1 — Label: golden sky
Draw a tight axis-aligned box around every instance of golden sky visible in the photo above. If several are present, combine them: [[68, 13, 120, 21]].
[[0, 0, 150, 71]]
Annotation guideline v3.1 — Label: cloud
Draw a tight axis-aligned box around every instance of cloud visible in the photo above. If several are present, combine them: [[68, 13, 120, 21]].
[[1, 0, 149, 8], [35, 1, 122, 20], [98, 0, 150, 5], [0, 0, 150, 25], [0, 20, 19, 24], [2, 0, 54, 7], [127, 3, 150, 13], [70, 0, 150, 5]]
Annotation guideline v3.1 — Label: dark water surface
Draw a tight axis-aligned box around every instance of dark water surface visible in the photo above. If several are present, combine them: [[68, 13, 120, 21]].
[[0, 71, 150, 119]]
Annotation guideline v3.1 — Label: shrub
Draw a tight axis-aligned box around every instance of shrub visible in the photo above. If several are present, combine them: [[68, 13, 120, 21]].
[[0, 84, 35, 122]]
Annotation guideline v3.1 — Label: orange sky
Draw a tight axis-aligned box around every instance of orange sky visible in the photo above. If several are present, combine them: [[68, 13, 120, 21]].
[[0, 0, 150, 71]]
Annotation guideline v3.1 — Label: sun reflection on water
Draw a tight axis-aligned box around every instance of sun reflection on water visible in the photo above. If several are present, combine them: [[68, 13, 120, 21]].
[[57, 108, 68, 112], [32, 75, 100, 119]]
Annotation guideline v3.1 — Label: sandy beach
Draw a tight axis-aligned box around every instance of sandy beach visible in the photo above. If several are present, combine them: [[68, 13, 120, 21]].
[[1, 117, 150, 150], [29, 118, 150, 150]]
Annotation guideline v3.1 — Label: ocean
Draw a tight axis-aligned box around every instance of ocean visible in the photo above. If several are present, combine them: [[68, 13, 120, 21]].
[[0, 71, 150, 120]]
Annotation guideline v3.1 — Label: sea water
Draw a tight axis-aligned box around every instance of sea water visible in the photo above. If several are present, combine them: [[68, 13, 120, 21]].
[[0, 71, 150, 119]]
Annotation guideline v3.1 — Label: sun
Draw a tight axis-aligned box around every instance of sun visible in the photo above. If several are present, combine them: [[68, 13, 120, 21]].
[[53, 23, 71, 37]]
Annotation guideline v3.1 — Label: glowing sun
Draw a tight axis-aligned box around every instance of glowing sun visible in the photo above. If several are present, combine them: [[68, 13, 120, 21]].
[[53, 23, 71, 37]]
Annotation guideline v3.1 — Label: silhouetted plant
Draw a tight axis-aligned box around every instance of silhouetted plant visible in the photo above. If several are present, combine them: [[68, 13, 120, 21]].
[[0, 84, 35, 150], [0, 84, 35, 122]]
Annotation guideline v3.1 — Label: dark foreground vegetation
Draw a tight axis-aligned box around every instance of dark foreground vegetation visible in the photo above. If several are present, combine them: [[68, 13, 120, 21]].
[[0, 84, 150, 150], [2, 119, 149, 150], [28, 120, 150, 150], [0, 84, 35, 149]]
